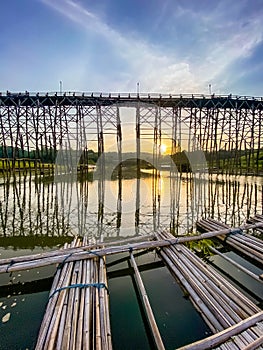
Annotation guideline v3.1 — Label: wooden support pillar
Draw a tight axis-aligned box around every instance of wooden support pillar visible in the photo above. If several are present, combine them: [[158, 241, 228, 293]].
[[135, 104, 141, 235], [96, 105, 105, 241], [116, 106, 122, 235]]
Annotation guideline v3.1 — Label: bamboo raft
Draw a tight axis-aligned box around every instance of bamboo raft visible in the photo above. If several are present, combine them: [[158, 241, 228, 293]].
[[35, 237, 112, 350], [247, 214, 263, 234], [155, 230, 263, 349], [196, 218, 263, 266], [0, 223, 262, 349]]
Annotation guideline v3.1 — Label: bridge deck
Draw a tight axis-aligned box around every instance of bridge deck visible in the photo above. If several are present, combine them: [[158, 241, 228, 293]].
[[0, 92, 263, 109]]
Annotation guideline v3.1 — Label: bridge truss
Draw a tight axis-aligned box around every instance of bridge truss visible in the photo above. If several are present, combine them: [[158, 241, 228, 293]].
[[0, 92, 262, 238], [0, 92, 262, 175]]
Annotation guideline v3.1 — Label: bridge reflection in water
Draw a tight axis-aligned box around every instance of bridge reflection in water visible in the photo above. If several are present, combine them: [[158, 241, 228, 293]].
[[0, 171, 262, 246]]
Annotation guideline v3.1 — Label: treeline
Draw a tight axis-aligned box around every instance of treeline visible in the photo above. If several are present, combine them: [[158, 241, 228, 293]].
[[171, 148, 263, 172], [0, 146, 57, 163], [0, 146, 99, 164], [1, 145, 262, 170], [204, 149, 263, 161]]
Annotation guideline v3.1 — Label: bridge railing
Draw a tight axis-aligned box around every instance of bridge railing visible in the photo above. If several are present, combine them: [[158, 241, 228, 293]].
[[0, 91, 263, 101]]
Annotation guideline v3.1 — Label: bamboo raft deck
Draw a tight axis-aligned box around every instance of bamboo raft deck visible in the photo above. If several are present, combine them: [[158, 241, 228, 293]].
[[196, 218, 263, 266], [0, 222, 262, 349], [35, 237, 112, 350], [155, 229, 263, 350], [247, 214, 263, 234]]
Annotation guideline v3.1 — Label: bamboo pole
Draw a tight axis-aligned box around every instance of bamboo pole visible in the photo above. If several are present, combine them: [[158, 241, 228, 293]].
[[171, 245, 257, 346], [157, 230, 262, 345], [2, 224, 263, 274], [102, 257, 112, 350], [35, 246, 72, 349], [0, 234, 156, 267], [208, 246, 263, 283], [242, 334, 263, 350], [158, 248, 223, 333], [83, 258, 91, 350], [76, 244, 87, 350], [158, 230, 260, 316], [197, 219, 263, 264], [36, 240, 77, 349], [130, 252, 165, 350], [177, 311, 263, 350], [98, 257, 107, 350], [69, 260, 82, 350], [94, 259, 102, 350]]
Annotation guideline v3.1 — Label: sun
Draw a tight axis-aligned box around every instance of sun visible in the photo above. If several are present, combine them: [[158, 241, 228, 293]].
[[160, 144, 167, 154]]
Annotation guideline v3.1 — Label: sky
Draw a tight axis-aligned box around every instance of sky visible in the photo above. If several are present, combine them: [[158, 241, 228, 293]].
[[1, 0, 263, 96]]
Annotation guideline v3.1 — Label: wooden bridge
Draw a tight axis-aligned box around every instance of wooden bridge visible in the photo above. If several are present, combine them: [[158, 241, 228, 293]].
[[0, 92, 263, 175]]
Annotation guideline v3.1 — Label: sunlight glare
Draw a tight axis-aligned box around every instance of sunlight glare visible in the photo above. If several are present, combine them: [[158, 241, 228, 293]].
[[160, 144, 167, 154]]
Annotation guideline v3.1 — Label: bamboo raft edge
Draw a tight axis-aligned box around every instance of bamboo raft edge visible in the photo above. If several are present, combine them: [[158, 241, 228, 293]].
[[2, 223, 263, 274]]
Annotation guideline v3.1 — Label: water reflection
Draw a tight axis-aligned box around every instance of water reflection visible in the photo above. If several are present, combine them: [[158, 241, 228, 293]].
[[0, 171, 262, 242], [204, 174, 263, 227], [0, 173, 72, 242]]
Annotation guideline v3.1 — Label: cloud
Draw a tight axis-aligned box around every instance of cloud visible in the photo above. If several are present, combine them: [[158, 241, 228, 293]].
[[41, 0, 202, 93], [41, 0, 124, 45], [40, 0, 263, 95]]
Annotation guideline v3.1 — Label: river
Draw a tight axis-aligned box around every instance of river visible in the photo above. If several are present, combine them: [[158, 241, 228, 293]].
[[0, 171, 262, 349]]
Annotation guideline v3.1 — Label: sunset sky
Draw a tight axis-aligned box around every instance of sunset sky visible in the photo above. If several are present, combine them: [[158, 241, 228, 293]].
[[1, 0, 263, 96]]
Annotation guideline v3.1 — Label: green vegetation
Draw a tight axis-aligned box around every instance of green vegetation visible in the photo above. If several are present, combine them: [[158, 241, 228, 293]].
[[186, 238, 216, 258], [0, 145, 57, 163], [1, 144, 263, 174], [206, 149, 263, 173], [170, 149, 263, 174], [0, 146, 99, 172]]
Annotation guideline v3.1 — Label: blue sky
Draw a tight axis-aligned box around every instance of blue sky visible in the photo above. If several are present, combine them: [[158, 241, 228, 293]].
[[1, 0, 263, 96]]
